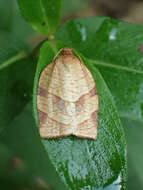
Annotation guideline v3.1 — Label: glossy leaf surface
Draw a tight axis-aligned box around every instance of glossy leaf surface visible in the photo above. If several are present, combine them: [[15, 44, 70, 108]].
[[18, 0, 62, 35], [33, 42, 127, 190]]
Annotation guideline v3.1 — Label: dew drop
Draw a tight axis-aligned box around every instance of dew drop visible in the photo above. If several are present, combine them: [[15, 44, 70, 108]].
[[109, 28, 117, 41], [76, 23, 87, 41]]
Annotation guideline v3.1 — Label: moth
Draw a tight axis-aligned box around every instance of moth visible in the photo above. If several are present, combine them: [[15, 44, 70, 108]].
[[37, 48, 98, 139]]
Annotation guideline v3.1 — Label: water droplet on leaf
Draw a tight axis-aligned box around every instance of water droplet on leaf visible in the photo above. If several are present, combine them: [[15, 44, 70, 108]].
[[109, 28, 117, 41], [76, 23, 87, 41]]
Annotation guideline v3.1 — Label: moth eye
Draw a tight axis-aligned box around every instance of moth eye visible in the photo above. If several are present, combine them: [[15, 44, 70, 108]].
[[37, 48, 98, 139]]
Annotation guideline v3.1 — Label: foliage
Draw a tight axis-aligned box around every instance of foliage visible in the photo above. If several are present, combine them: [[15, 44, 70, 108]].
[[0, 0, 143, 189]]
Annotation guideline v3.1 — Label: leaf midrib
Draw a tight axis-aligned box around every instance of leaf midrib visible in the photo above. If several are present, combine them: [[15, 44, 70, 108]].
[[0, 51, 27, 71], [120, 113, 143, 123], [88, 58, 143, 75], [39, 0, 49, 28], [1, 44, 143, 75]]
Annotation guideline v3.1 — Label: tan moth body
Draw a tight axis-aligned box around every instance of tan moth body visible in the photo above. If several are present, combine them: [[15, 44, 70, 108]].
[[37, 48, 98, 139]]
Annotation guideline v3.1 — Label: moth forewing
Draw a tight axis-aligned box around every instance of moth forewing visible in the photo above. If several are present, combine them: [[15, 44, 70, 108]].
[[37, 48, 98, 139]]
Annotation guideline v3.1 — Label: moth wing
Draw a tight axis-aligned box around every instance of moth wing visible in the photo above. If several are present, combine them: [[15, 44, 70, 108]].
[[37, 60, 73, 138], [37, 48, 98, 139]]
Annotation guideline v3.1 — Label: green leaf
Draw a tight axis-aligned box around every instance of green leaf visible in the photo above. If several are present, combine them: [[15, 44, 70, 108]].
[[55, 16, 143, 122], [0, 31, 26, 65], [0, 35, 66, 188], [12, 0, 36, 42], [0, 0, 34, 42], [0, 30, 37, 133], [55, 16, 143, 188], [17, 0, 62, 35], [0, 142, 34, 190], [33, 42, 127, 189], [0, 142, 13, 176], [0, 55, 36, 133], [0, 102, 67, 190], [122, 118, 143, 190], [0, 0, 13, 31]]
